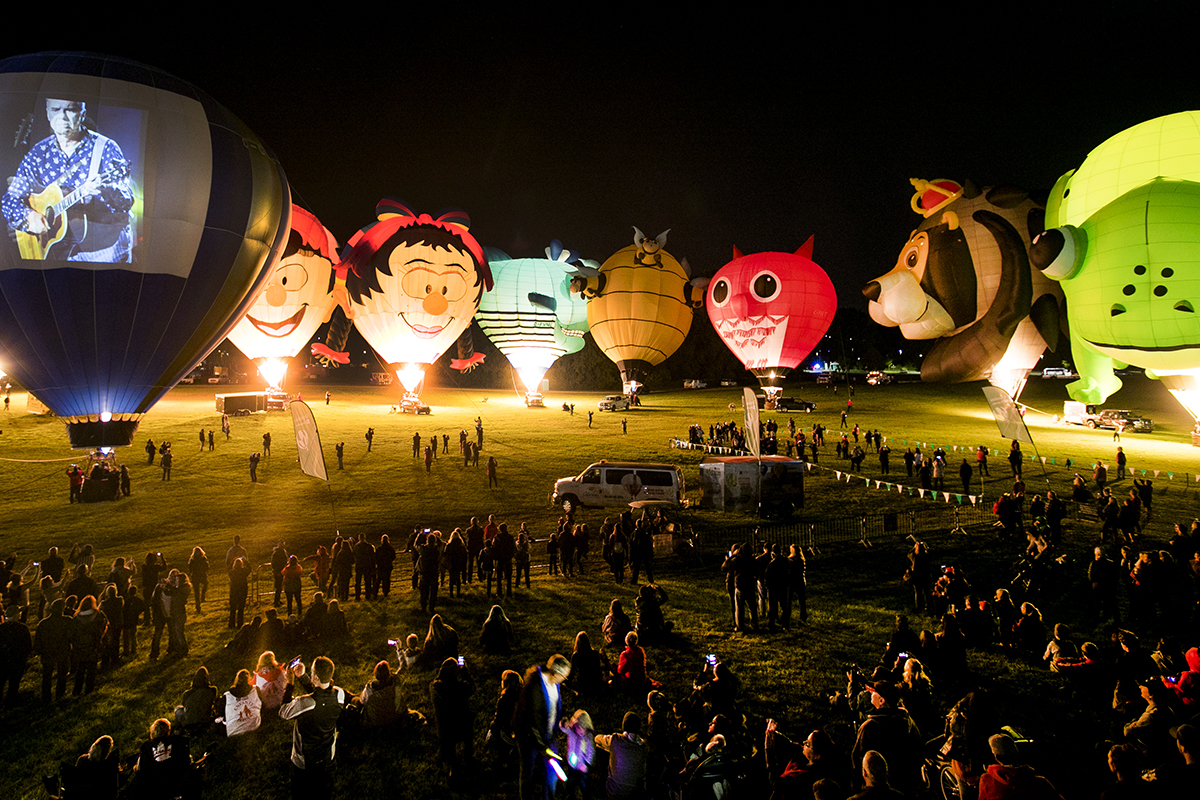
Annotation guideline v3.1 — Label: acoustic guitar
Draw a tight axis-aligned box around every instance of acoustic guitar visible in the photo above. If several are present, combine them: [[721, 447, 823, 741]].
[[15, 159, 130, 260]]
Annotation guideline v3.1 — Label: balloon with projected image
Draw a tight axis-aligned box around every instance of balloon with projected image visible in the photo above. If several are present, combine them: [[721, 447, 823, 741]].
[[1032, 111, 1200, 425], [0, 52, 290, 448], [571, 228, 708, 391], [476, 240, 591, 396], [227, 205, 340, 390], [339, 198, 492, 395], [706, 238, 837, 400]]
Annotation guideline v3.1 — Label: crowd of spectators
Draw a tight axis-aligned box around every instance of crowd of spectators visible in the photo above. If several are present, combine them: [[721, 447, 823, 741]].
[[3, 482, 1200, 800]]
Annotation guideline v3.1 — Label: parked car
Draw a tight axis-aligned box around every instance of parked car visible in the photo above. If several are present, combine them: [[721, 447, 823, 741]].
[[598, 394, 631, 411], [866, 371, 893, 385], [399, 393, 431, 415], [1041, 367, 1074, 378], [1095, 409, 1153, 432], [524, 392, 545, 408], [816, 373, 832, 384]]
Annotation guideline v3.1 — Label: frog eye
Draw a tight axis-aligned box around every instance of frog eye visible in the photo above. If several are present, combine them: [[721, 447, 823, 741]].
[[1031, 226, 1086, 281]]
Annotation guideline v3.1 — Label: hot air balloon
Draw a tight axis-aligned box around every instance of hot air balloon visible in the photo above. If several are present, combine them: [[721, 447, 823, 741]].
[[571, 228, 707, 392], [706, 238, 837, 401], [863, 179, 1065, 399], [0, 52, 290, 448], [226, 205, 340, 390], [1032, 111, 1200, 419], [340, 198, 492, 395], [476, 240, 591, 401]]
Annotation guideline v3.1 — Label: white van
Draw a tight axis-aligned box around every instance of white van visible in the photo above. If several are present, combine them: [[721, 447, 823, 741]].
[[552, 461, 685, 512]]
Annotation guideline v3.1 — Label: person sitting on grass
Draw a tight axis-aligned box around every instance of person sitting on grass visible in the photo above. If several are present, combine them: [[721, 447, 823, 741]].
[[977, 733, 1064, 800], [422, 614, 459, 669], [568, 630, 611, 696], [596, 711, 648, 800], [635, 584, 673, 644], [133, 718, 193, 800], [617, 631, 660, 693], [359, 659, 423, 729], [173, 666, 217, 733], [255, 651, 288, 710], [603, 598, 633, 648], [479, 605, 514, 654], [223, 668, 263, 737]]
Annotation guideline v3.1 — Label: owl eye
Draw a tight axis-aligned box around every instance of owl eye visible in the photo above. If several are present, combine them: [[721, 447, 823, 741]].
[[711, 278, 730, 307], [751, 270, 781, 302]]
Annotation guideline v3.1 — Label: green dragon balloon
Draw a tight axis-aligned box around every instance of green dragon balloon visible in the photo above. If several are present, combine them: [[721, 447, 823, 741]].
[[1032, 112, 1200, 409]]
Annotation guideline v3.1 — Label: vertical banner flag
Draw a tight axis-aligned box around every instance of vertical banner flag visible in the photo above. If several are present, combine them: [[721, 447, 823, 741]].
[[290, 400, 328, 481], [982, 386, 1034, 445], [743, 387, 761, 459]]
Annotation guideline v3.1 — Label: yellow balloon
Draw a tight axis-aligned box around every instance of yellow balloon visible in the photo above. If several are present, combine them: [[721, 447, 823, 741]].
[[585, 241, 696, 387]]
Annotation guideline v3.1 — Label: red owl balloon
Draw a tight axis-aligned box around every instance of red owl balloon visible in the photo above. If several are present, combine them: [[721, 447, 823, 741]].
[[706, 237, 837, 391]]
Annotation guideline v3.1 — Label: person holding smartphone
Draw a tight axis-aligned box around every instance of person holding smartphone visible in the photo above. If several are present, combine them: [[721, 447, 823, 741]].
[[279, 656, 348, 800]]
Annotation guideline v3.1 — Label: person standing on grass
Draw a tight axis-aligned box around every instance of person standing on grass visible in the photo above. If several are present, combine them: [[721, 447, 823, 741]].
[[229, 557, 250, 630], [271, 541, 289, 607], [335, 442, 344, 470], [187, 547, 209, 614], [279, 656, 348, 800], [249, 452, 260, 482], [365, 427, 374, 452], [487, 456, 498, 489], [283, 555, 305, 617], [376, 535, 396, 598], [34, 598, 71, 701], [263, 431, 271, 457], [207, 430, 214, 451], [515, 654, 571, 800]]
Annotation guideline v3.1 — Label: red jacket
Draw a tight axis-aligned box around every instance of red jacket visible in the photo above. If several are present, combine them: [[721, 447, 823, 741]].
[[977, 764, 1063, 800]]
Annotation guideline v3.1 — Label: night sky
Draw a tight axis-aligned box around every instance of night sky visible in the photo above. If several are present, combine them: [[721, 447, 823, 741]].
[[5, 10, 1198, 314]]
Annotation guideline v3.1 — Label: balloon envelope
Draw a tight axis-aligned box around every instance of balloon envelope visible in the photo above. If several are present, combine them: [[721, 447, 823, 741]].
[[0, 52, 290, 447], [341, 200, 490, 383], [586, 243, 694, 387], [227, 204, 339, 363], [707, 244, 836, 388], [477, 243, 589, 391]]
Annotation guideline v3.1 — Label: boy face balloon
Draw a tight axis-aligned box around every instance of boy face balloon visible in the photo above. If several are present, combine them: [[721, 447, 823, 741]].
[[227, 206, 339, 360]]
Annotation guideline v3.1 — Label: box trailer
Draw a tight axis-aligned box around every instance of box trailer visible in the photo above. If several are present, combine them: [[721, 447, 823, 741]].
[[215, 392, 267, 415]]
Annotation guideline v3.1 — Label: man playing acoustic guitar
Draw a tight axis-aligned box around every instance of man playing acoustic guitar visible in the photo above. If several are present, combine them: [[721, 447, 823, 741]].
[[2, 98, 133, 262]]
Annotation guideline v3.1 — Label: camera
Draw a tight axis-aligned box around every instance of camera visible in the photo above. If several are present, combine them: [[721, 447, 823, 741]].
[[386, 639, 399, 647], [288, 655, 302, 670], [706, 654, 717, 666], [457, 655, 465, 667]]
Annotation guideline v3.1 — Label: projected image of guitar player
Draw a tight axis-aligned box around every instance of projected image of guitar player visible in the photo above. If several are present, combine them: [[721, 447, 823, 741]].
[[2, 98, 134, 263]]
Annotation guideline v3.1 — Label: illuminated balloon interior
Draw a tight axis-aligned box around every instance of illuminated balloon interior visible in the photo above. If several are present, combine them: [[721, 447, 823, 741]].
[[396, 364, 426, 393], [257, 357, 288, 390]]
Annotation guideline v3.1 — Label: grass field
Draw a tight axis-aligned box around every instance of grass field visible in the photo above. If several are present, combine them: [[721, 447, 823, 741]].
[[1, 372, 1197, 799]]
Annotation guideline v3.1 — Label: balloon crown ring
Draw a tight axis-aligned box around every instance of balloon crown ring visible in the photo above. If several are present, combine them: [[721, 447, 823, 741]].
[[909, 178, 963, 218]]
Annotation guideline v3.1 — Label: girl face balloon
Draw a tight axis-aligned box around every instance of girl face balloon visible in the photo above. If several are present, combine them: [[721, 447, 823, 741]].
[[341, 199, 491, 377], [707, 238, 837, 384], [227, 205, 340, 361]]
